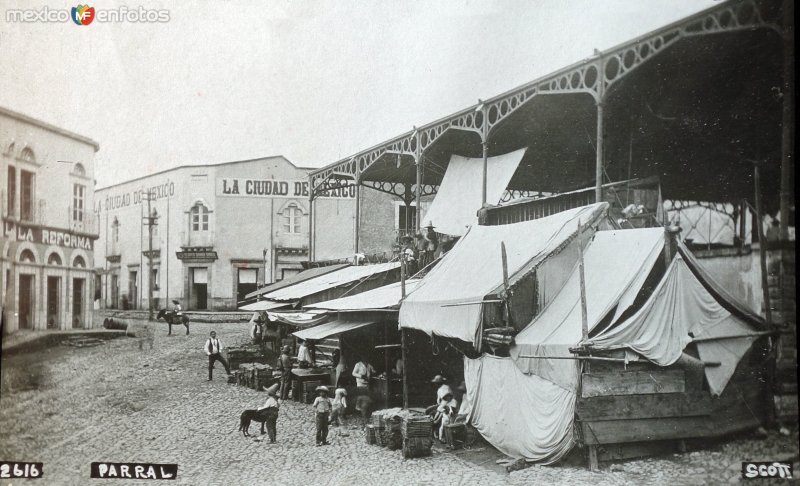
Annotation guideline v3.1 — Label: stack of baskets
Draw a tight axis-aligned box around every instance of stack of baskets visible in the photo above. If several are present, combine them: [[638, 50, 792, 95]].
[[371, 414, 386, 446], [365, 424, 377, 445], [401, 414, 433, 458]]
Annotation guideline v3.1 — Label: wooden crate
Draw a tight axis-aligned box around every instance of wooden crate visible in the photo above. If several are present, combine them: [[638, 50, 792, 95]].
[[402, 437, 433, 459]]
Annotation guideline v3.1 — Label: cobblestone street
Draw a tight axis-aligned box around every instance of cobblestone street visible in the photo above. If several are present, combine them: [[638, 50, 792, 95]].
[[1, 322, 797, 486]]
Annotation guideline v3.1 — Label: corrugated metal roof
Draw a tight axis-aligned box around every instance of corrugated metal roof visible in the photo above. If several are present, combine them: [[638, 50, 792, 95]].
[[263, 262, 400, 302], [245, 264, 350, 299], [306, 279, 421, 311], [293, 320, 378, 341]]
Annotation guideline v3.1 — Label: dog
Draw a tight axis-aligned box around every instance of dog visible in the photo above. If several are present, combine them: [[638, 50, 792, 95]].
[[239, 409, 271, 437]]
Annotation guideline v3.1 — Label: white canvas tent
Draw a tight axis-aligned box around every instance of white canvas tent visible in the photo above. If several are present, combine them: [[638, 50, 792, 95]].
[[399, 203, 608, 346], [458, 225, 766, 464]]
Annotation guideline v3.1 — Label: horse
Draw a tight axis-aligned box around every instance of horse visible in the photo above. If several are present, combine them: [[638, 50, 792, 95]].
[[156, 309, 190, 335]]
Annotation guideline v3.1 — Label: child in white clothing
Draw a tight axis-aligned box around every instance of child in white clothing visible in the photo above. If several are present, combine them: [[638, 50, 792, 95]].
[[330, 388, 347, 426]]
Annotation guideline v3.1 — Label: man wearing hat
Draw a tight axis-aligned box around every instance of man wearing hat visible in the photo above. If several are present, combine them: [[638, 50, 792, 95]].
[[258, 383, 280, 443], [277, 345, 293, 400], [204, 330, 231, 381], [424, 221, 439, 266], [312, 385, 332, 446]]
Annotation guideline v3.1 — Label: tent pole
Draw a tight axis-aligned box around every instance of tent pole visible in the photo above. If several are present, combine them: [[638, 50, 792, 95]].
[[578, 224, 589, 342], [753, 163, 772, 325], [401, 328, 408, 409]]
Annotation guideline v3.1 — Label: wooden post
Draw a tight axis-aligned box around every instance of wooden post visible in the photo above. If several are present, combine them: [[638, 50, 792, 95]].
[[588, 445, 599, 472], [500, 242, 509, 293], [780, 0, 795, 241], [578, 223, 589, 342], [401, 328, 408, 409], [754, 163, 772, 325]]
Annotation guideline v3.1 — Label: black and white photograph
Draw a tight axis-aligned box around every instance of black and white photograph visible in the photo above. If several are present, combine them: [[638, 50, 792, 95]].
[[0, 0, 797, 484]]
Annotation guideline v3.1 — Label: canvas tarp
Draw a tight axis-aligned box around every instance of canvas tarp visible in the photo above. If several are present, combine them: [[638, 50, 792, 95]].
[[400, 203, 608, 345], [463, 355, 576, 464], [263, 262, 400, 302], [586, 254, 761, 396], [245, 264, 350, 299], [305, 279, 421, 311], [266, 309, 329, 328], [510, 227, 665, 390], [293, 319, 378, 341], [421, 149, 527, 236], [238, 300, 294, 311]]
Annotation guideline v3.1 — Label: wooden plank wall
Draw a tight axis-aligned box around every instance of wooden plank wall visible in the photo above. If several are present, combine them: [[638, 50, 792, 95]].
[[576, 359, 768, 456]]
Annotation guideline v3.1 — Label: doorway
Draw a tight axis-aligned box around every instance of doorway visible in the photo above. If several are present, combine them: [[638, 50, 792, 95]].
[[128, 270, 138, 310], [237, 268, 257, 303], [110, 274, 119, 308], [73, 278, 85, 328], [18, 274, 34, 329], [191, 267, 208, 310], [47, 276, 61, 329]]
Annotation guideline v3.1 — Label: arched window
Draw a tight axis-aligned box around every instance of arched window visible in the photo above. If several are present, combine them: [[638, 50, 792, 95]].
[[20, 249, 36, 263], [20, 147, 35, 163], [73, 255, 86, 268], [72, 163, 86, 177], [282, 202, 303, 234], [47, 253, 62, 265], [191, 203, 209, 232]]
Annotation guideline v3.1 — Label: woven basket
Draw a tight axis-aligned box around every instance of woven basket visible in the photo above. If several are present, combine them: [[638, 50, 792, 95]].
[[401, 416, 433, 438], [380, 428, 402, 450], [374, 426, 387, 447], [365, 425, 377, 445], [402, 437, 433, 459]]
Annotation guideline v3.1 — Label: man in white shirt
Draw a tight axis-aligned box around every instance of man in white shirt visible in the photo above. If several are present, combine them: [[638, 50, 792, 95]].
[[352, 357, 375, 388], [204, 330, 231, 381]]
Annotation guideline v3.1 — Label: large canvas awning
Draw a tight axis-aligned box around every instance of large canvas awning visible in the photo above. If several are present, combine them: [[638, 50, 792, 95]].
[[293, 320, 378, 341], [305, 279, 421, 311], [421, 149, 527, 236], [238, 300, 294, 311], [399, 203, 608, 345], [263, 262, 400, 302], [244, 264, 350, 300]]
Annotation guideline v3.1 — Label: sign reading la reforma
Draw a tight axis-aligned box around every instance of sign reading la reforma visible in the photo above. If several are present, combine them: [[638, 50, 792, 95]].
[[3, 221, 95, 250], [216, 178, 355, 199]]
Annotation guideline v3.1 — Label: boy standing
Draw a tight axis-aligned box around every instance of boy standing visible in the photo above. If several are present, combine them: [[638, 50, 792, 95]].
[[312, 386, 332, 446], [258, 383, 280, 443]]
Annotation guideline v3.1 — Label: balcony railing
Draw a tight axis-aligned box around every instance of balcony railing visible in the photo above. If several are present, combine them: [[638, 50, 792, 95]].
[[482, 177, 662, 227]]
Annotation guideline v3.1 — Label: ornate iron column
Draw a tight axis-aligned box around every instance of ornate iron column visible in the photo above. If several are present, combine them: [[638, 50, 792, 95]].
[[595, 59, 605, 204], [414, 130, 422, 233]]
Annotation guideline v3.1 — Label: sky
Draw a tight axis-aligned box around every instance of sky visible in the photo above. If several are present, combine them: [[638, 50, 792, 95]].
[[0, 0, 717, 188]]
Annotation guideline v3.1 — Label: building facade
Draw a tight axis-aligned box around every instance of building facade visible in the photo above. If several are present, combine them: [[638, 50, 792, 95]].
[[94, 157, 378, 311], [1, 107, 99, 334]]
